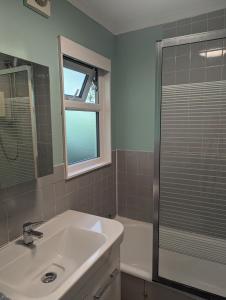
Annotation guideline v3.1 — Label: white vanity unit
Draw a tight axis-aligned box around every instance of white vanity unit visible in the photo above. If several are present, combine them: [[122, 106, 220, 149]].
[[0, 210, 124, 300]]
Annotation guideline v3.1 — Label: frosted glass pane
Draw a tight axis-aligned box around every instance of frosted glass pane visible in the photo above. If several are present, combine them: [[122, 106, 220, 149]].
[[65, 110, 99, 164], [63, 67, 86, 98]]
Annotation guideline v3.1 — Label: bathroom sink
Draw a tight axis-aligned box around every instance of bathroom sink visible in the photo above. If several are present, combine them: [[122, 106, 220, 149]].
[[0, 210, 123, 300]]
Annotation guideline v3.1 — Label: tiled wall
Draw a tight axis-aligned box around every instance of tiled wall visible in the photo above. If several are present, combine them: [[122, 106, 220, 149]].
[[162, 39, 226, 86], [117, 150, 154, 223], [162, 9, 226, 39], [162, 9, 226, 86], [0, 151, 116, 247]]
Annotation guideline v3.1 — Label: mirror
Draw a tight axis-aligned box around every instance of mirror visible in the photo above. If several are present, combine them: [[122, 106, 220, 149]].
[[0, 52, 53, 189]]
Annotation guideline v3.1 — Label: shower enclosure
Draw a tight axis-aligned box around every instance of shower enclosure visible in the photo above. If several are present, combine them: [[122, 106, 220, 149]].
[[153, 29, 226, 299], [0, 65, 37, 188]]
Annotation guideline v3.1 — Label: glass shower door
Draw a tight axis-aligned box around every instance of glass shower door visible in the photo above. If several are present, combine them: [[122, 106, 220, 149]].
[[154, 31, 226, 299]]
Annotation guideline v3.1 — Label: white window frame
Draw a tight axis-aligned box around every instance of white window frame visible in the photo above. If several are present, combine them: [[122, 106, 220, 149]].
[[59, 36, 112, 179]]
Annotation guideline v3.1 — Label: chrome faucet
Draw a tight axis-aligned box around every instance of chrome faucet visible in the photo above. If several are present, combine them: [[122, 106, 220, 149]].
[[23, 221, 43, 246]]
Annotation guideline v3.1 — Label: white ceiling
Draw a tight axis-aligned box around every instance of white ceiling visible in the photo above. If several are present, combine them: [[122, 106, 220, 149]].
[[68, 0, 226, 35]]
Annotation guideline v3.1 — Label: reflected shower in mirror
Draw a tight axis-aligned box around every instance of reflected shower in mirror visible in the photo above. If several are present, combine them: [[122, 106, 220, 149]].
[[0, 52, 53, 189]]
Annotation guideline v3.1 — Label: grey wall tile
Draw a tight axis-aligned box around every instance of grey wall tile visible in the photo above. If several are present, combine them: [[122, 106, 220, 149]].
[[207, 56, 223, 68], [208, 9, 224, 19], [190, 53, 206, 69], [177, 24, 192, 36], [192, 13, 207, 23], [206, 66, 222, 81], [40, 184, 55, 221], [208, 16, 225, 31], [137, 152, 153, 175], [190, 68, 206, 83], [225, 9, 226, 28], [176, 55, 190, 71], [206, 39, 223, 67], [177, 18, 191, 27], [117, 150, 154, 223], [163, 46, 176, 58], [223, 49, 226, 65], [207, 39, 223, 51], [65, 178, 77, 195], [53, 164, 65, 182], [162, 72, 176, 86], [222, 66, 226, 79], [5, 180, 37, 198], [162, 34, 226, 86], [53, 180, 66, 203], [162, 33, 226, 86], [163, 26, 177, 39], [176, 44, 190, 57], [7, 189, 43, 240], [191, 20, 207, 34], [77, 185, 93, 214], [117, 150, 126, 172], [125, 150, 138, 173], [191, 41, 207, 54], [161, 8, 226, 43], [163, 57, 176, 72]]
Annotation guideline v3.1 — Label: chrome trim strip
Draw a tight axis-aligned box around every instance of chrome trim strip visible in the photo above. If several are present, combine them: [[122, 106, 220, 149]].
[[161, 29, 226, 48], [152, 40, 162, 282]]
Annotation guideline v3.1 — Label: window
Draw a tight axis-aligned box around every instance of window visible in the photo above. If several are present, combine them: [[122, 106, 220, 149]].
[[59, 36, 111, 179]]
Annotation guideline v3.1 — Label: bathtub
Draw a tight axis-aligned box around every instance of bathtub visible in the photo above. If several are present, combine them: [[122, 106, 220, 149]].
[[116, 216, 226, 298], [116, 216, 153, 282]]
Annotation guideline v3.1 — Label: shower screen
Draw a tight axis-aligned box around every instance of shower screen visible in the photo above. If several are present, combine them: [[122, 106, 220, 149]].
[[153, 30, 226, 299]]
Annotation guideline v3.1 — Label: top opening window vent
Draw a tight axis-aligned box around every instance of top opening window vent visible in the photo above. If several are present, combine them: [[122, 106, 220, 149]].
[[63, 57, 98, 104]]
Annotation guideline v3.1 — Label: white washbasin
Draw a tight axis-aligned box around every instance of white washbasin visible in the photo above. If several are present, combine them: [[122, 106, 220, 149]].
[[0, 210, 124, 300]]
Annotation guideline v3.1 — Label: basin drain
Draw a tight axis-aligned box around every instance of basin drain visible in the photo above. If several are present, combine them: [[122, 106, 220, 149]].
[[41, 272, 57, 283]]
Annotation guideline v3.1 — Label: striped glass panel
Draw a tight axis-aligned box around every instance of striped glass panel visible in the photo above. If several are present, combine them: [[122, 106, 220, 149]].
[[158, 38, 226, 298]]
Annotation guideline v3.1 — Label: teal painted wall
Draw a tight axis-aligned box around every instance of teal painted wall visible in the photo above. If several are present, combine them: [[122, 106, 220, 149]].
[[113, 26, 162, 151], [0, 0, 163, 159], [0, 0, 115, 164]]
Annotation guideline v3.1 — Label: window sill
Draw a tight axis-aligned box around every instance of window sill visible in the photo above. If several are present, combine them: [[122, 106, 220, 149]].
[[66, 159, 112, 180]]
